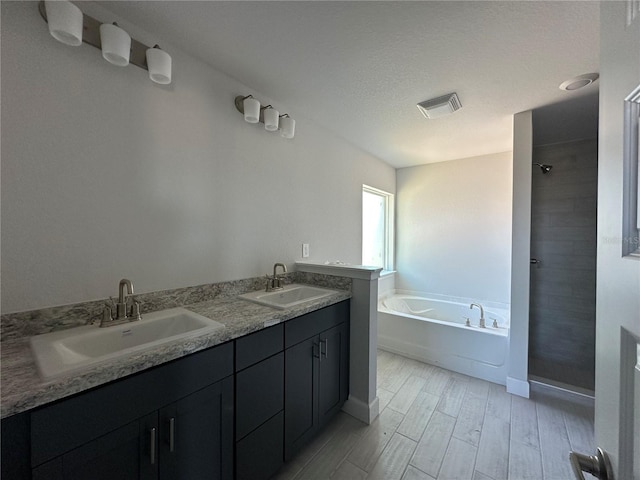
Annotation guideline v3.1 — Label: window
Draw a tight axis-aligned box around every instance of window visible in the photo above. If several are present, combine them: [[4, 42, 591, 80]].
[[362, 185, 394, 270]]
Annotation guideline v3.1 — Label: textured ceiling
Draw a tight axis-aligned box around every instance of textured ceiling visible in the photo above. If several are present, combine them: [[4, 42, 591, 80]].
[[99, 1, 600, 168]]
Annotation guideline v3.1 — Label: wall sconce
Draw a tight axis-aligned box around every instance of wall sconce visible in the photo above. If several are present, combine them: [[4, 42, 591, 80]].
[[146, 45, 172, 85], [44, 0, 83, 46], [38, 1, 172, 84], [263, 106, 279, 131], [234, 95, 295, 139], [242, 95, 260, 123], [279, 114, 295, 139], [99, 23, 130, 67]]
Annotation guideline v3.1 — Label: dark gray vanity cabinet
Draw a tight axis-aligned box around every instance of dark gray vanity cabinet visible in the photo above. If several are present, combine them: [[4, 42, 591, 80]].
[[234, 324, 284, 480], [284, 301, 350, 460], [1, 299, 350, 480], [29, 342, 234, 480]]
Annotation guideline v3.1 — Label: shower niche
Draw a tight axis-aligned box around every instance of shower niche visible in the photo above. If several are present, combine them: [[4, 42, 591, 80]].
[[528, 93, 599, 392]]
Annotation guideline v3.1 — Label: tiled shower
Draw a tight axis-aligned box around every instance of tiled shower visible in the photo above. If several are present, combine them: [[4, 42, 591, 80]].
[[528, 138, 598, 391]]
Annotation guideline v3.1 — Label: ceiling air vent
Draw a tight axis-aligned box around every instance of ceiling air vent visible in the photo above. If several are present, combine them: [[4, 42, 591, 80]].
[[417, 92, 462, 119]]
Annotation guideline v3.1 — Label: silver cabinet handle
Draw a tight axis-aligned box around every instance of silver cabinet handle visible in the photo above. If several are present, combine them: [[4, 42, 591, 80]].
[[320, 338, 328, 358], [530, 258, 541, 265], [149, 427, 157, 465], [313, 342, 320, 360], [569, 448, 613, 480], [169, 417, 175, 453]]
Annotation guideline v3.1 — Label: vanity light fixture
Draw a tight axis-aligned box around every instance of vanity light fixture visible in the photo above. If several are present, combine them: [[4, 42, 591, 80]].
[[146, 45, 172, 85], [234, 95, 295, 139], [100, 22, 131, 67], [242, 95, 260, 123], [279, 114, 296, 139], [44, 0, 83, 46], [38, 1, 172, 84], [263, 106, 279, 131]]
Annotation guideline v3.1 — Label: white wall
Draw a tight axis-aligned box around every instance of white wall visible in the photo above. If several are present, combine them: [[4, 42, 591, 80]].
[[395, 152, 513, 305], [0, 2, 395, 313]]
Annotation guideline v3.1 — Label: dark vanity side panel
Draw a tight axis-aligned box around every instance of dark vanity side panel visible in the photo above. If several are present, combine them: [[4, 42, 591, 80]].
[[31, 342, 233, 467], [235, 323, 283, 371], [284, 301, 350, 348]]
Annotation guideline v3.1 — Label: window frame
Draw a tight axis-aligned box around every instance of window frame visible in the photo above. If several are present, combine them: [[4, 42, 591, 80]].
[[362, 184, 395, 271], [622, 84, 640, 257]]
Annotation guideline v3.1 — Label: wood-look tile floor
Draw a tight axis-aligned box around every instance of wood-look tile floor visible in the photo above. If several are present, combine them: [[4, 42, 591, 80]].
[[273, 349, 596, 480]]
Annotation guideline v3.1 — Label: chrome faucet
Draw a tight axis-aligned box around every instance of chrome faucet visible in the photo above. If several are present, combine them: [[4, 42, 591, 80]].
[[266, 263, 287, 291], [98, 278, 142, 327], [470, 303, 485, 328], [116, 279, 134, 320]]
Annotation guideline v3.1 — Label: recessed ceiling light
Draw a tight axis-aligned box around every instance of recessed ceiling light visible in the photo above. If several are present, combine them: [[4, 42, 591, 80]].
[[559, 73, 599, 91], [417, 93, 462, 119]]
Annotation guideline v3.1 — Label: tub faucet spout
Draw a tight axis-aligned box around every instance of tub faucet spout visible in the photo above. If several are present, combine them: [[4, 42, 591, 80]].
[[470, 303, 485, 328]]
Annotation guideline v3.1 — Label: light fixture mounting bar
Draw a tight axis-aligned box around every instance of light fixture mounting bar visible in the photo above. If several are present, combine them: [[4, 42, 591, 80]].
[[38, 0, 150, 72]]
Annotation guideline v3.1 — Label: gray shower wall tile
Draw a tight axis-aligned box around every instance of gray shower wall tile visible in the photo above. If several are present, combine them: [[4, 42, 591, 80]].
[[542, 254, 596, 270], [532, 182, 598, 201], [529, 138, 597, 390]]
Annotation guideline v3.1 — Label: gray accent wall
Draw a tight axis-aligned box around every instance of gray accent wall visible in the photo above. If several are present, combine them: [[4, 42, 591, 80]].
[[529, 139, 598, 390]]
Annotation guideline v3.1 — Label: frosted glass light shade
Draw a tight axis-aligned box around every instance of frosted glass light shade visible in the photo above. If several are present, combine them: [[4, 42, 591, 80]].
[[264, 108, 279, 131], [280, 116, 295, 139], [100, 23, 131, 67], [243, 97, 260, 123], [44, 0, 83, 46], [146, 47, 172, 84]]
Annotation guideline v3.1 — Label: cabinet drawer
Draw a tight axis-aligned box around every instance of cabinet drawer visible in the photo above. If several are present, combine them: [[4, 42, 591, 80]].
[[285, 301, 349, 348], [236, 411, 283, 480], [31, 342, 233, 467], [235, 324, 283, 371], [236, 352, 284, 440]]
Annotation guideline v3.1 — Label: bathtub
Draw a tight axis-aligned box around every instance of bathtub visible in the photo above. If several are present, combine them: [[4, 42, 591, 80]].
[[377, 292, 510, 385]]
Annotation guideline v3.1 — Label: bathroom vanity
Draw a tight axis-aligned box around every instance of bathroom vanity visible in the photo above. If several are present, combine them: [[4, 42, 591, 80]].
[[1, 294, 350, 480]]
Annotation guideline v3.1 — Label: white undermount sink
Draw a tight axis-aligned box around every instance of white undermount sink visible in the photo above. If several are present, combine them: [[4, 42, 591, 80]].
[[30, 307, 224, 380], [239, 284, 338, 309]]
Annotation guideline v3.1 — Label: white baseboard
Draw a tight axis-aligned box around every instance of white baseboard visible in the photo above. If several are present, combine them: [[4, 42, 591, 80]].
[[506, 376, 530, 398], [342, 395, 379, 425]]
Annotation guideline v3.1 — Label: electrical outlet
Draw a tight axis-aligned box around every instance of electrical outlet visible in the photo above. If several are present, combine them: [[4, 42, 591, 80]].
[[302, 243, 310, 258]]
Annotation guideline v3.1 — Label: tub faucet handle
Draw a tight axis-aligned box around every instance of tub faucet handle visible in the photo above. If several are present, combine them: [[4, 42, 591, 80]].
[[464, 317, 470, 327], [491, 317, 498, 328]]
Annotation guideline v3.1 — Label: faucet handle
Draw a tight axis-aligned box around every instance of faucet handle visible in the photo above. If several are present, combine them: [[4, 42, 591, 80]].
[[99, 305, 113, 327], [129, 301, 142, 321]]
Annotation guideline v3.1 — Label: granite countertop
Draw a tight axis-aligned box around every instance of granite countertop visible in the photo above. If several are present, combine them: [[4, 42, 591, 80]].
[[0, 290, 351, 418]]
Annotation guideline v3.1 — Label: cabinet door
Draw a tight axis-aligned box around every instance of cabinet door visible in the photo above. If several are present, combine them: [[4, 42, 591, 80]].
[[1, 412, 30, 480], [284, 336, 319, 460], [318, 322, 349, 427], [41, 414, 158, 480], [159, 377, 233, 480]]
